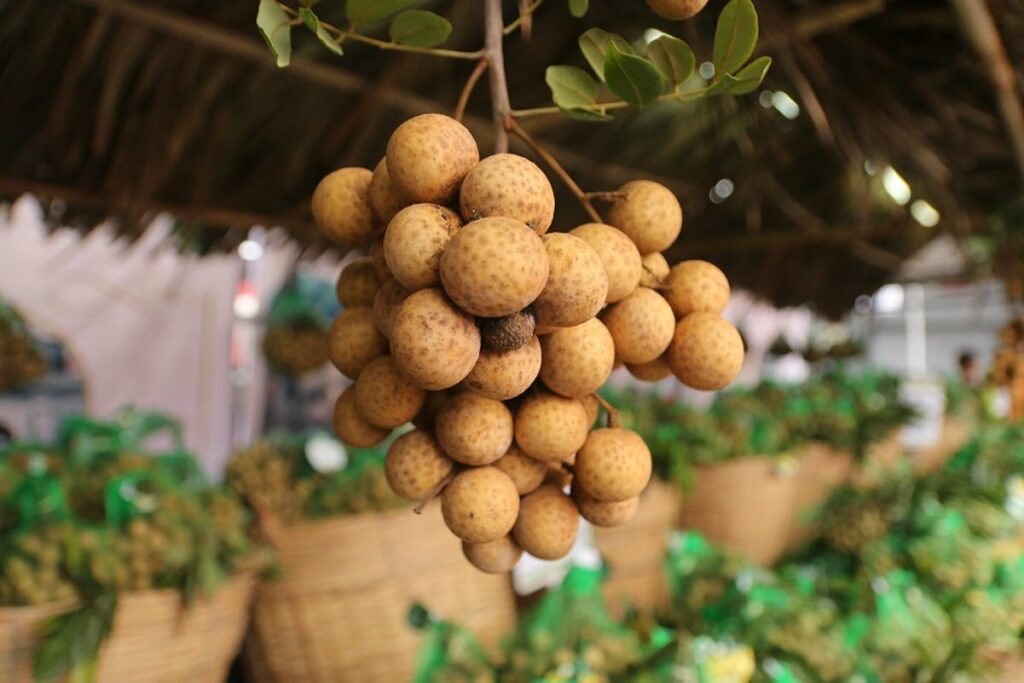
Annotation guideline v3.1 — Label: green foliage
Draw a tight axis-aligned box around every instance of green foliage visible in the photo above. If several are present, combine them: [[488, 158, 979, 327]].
[[256, 0, 292, 67], [568, 0, 589, 18], [345, 0, 421, 24], [299, 8, 342, 55], [33, 593, 117, 682], [578, 28, 633, 81], [604, 43, 665, 107], [712, 0, 759, 77], [544, 65, 611, 121], [646, 34, 696, 89], [389, 10, 452, 48]]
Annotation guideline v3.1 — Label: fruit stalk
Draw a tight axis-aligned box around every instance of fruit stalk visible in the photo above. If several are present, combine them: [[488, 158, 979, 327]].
[[484, 0, 511, 153], [454, 58, 489, 122]]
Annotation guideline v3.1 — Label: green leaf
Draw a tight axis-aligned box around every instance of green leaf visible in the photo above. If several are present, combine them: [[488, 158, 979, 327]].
[[298, 8, 342, 56], [346, 0, 421, 24], [546, 65, 600, 110], [256, 0, 292, 67], [646, 34, 696, 87], [603, 43, 665, 107], [568, 0, 589, 17], [723, 55, 772, 94], [388, 10, 452, 47], [713, 0, 758, 77], [578, 28, 634, 81]]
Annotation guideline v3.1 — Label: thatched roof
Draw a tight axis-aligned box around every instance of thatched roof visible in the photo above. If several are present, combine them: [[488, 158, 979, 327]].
[[2, 0, 1023, 316]]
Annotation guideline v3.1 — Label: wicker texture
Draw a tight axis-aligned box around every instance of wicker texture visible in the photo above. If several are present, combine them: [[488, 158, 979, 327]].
[[594, 479, 682, 616], [0, 572, 255, 683], [912, 416, 970, 475], [244, 503, 517, 683], [787, 443, 854, 550]]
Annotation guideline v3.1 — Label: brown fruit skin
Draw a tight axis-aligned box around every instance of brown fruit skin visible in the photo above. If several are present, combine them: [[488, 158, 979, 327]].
[[435, 391, 514, 466], [312, 167, 378, 247], [494, 444, 548, 495], [600, 287, 675, 364], [462, 536, 523, 573], [372, 279, 412, 338], [534, 233, 609, 329], [333, 387, 389, 447], [386, 114, 480, 204], [440, 217, 550, 318], [370, 240, 391, 282], [539, 318, 615, 398], [336, 257, 381, 308], [480, 310, 536, 351], [385, 429, 454, 501], [640, 252, 670, 288], [512, 486, 580, 560], [646, 0, 708, 20], [570, 223, 642, 303], [459, 154, 555, 234], [607, 180, 683, 255], [573, 488, 639, 527], [463, 335, 541, 401], [666, 313, 744, 391], [383, 204, 462, 291], [354, 356, 426, 429], [575, 428, 652, 502], [514, 392, 589, 462], [327, 307, 387, 380], [441, 467, 520, 543], [369, 157, 410, 224], [663, 260, 730, 317], [390, 288, 481, 390], [626, 355, 673, 382], [580, 394, 600, 428]]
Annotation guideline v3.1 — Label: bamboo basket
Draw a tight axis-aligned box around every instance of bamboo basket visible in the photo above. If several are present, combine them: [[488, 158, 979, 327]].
[[243, 503, 517, 683], [911, 416, 971, 476], [786, 443, 853, 550], [0, 572, 255, 683], [594, 479, 683, 616]]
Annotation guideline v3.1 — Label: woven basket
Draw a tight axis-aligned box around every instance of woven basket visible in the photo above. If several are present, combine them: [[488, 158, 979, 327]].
[[0, 572, 255, 683], [243, 503, 517, 683], [594, 479, 682, 616], [911, 416, 970, 476], [786, 443, 853, 550]]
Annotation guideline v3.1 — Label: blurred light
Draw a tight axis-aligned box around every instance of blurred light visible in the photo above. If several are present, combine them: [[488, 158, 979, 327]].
[[874, 283, 905, 313], [882, 167, 911, 205], [698, 61, 715, 80], [863, 160, 878, 176], [233, 281, 260, 319], [910, 200, 940, 228], [238, 239, 263, 261], [770, 91, 800, 119], [854, 295, 872, 313], [709, 178, 735, 204], [758, 90, 774, 108]]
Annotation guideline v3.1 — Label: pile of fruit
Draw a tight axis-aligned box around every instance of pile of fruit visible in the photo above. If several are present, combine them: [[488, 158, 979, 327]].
[[262, 276, 338, 378], [319, 113, 744, 571], [992, 316, 1024, 421], [0, 300, 46, 392]]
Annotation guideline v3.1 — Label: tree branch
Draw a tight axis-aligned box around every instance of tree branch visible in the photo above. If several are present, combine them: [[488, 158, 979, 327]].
[[454, 58, 489, 123], [484, 0, 511, 153]]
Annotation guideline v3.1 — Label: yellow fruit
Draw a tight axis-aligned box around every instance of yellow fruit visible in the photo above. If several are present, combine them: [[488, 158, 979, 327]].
[[386, 114, 480, 203], [440, 217, 550, 317], [463, 335, 542, 400], [663, 260, 730, 317], [600, 287, 675, 364], [570, 223, 642, 303], [666, 313, 744, 391], [369, 157, 410, 224], [441, 467, 520, 543], [370, 239, 391, 281], [435, 391, 514, 465], [607, 180, 682, 255], [390, 288, 481, 390], [539, 318, 615, 398], [514, 391, 589, 462], [494, 444, 548, 495], [333, 387, 389, 447], [336, 257, 380, 308], [327, 307, 387, 380], [372, 278, 412, 338], [626, 355, 672, 382], [640, 252, 670, 288], [580, 393, 601, 428], [534, 233, 608, 328], [574, 488, 639, 527], [311, 167, 378, 247], [646, 0, 708, 20], [385, 429, 455, 500], [354, 355, 426, 429], [512, 486, 580, 560], [575, 428, 651, 502], [459, 153, 555, 234], [462, 536, 523, 573], [383, 204, 462, 291]]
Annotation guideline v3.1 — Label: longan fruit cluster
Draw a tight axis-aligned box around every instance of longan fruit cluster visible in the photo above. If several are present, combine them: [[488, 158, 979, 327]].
[[317, 113, 743, 572], [0, 322, 46, 392], [262, 323, 328, 377]]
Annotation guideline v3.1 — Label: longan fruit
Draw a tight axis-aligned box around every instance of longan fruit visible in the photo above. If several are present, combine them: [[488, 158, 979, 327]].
[[514, 391, 589, 462], [441, 467, 519, 543], [385, 429, 454, 501], [386, 114, 480, 204], [327, 307, 387, 380], [646, 0, 708, 20], [663, 260, 730, 317], [607, 180, 682, 255], [354, 355, 426, 429], [333, 387, 389, 447], [539, 318, 615, 398], [440, 217, 550, 318], [336, 257, 380, 308], [372, 279, 411, 338], [640, 252, 670, 288], [580, 394, 600, 428], [369, 157, 410, 224], [666, 313, 744, 391], [370, 240, 391, 281], [575, 428, 652, 502], [390, 288, 481, 390], [512, 486, 580, 560], [570, 223, 642, 303], [312, 167, 378, 247], [534, 233, 608, 328], [545, 460, 574, 489], [480, 310, 536, 351], [600, 287, 675, 364], [573, 488, 639, 527], [459, 153, 555, 234], [626, 355, 672, 382], [463, 335, 541, 401], [435, 391, 514, 465], [493, 444, 548, 495], [383, 204, 462, 291], [462, 536, 523, 573]]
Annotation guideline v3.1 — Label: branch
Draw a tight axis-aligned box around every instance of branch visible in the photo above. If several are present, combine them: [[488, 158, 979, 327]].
[[504, 0, 545, 36], [506, 118, 602, 223], [484, 0, 511, 153], [510, 87, 712, 119], [594, 394, 622, 429], [454, 59, 489, 123]]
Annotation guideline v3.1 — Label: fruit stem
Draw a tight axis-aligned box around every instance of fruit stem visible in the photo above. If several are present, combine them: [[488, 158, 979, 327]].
[[413, 468, 458, 515], [505, 117, 603, 223], [582, 191, 627, 202], [454, 59, 490, 123], [594, 393, 623, 429], [484, 0, 512, 153], [504, 0, 545, 36]]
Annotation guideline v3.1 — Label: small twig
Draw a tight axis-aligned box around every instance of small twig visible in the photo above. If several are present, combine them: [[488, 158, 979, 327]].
[[504, 0, 545, 36], [505, 117, 603, 223], [510, 86, 714, 119], [484, 0, 511, 152], [594, 394, 622, 429], [413, 468, 458, 514], [454, 59, 489, 122], [582, 191, 627, 202]]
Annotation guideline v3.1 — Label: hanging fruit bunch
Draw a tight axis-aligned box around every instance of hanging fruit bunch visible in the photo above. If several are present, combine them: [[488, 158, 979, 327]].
[[0, 300, 46, 392], [991, 316, 1024, 421]]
